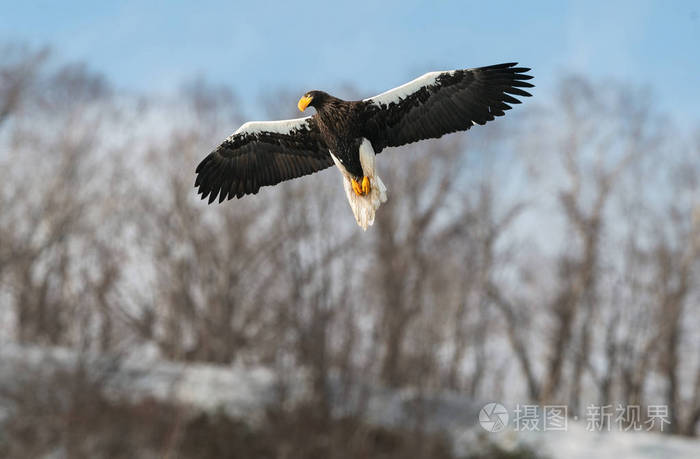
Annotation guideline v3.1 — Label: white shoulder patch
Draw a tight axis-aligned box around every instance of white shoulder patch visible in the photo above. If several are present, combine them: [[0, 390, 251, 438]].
[[228, 116, 312, 139], [365, 70, 456, 106]]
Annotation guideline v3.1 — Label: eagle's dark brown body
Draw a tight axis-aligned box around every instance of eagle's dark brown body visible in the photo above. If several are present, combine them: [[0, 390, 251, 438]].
[[309, 93, 367, 178]]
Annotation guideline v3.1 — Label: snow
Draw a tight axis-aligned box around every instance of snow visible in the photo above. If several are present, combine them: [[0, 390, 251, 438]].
[[522, 422, 700, 459], [1, 344, 699, 458]]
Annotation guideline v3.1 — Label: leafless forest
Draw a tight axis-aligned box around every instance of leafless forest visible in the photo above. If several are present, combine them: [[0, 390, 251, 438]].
[[1, 44, 699, 457]]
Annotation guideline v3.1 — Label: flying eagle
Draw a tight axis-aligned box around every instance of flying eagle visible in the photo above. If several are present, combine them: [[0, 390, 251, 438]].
[[195, 63, 533, 229]]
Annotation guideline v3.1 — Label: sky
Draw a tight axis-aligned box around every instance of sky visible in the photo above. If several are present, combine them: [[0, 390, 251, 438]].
[[1, 0, 698, 123]]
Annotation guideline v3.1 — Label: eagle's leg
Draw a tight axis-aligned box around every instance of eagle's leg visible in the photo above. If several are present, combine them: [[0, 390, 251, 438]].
[[351, 178, 363, 196], [361, 176, 371, 195]]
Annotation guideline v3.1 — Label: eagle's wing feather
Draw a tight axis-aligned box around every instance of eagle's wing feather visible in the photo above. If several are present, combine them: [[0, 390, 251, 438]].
[[195, 116, 332, 203], [360, 63, 533, 152]]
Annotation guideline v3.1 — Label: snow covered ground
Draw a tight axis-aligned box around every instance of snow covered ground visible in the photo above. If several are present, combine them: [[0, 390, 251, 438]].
[[458, 421, 700, 459], [1, 343, 698, 458], [532, 422, 700, 459]]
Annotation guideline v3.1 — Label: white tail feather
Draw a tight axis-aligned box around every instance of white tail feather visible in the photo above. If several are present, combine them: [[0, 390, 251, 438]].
[[330, 139, 388, 230]]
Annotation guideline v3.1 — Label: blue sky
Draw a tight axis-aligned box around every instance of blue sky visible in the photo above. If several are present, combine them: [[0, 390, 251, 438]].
[[1, 0, 698, 123]]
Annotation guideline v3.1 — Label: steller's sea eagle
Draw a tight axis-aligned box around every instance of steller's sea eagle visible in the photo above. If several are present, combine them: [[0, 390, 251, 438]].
[[195, 63, 533, 229]]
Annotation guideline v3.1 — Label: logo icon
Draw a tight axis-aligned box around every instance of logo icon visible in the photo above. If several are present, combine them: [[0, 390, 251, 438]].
[[479, 402, 509, 432]]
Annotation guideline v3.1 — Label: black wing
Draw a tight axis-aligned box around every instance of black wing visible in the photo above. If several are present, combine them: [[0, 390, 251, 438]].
[[360, 63, 533, 152], [195, 116, 332, 203]]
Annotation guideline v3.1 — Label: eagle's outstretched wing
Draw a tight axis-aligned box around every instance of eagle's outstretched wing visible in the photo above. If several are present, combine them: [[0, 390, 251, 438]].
[[195, 116, 332, 203], [360, 63, 533, 152]]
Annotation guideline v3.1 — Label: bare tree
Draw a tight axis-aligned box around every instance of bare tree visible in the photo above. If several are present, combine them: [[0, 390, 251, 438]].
[[0, 48, 123, 349]]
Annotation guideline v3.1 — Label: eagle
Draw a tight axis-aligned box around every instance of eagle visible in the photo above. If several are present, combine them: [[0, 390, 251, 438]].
[[195, 63, 533, 229]]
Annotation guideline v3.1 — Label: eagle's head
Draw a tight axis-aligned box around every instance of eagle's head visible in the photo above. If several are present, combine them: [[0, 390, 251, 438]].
[[297, 90, 330, 112]]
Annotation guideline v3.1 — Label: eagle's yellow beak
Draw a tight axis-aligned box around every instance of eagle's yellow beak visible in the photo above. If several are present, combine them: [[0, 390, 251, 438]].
[[298, 94, 313, 112]]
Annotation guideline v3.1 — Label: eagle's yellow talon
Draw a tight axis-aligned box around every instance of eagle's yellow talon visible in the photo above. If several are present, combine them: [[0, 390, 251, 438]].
[[351, 177, 371, 196], [351, 178, 363, 196], [361, 176, 371, 195]]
